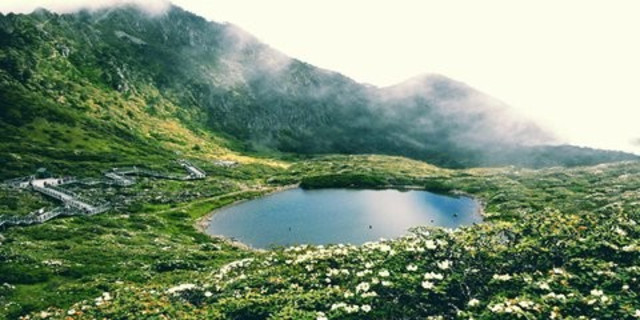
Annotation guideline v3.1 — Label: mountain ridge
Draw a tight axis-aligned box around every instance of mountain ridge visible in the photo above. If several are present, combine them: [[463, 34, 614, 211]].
[[0, 3, 637, 176]]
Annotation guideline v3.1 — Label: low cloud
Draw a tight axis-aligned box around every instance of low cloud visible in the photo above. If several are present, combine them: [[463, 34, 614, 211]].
[[0, 0, 171, 16]]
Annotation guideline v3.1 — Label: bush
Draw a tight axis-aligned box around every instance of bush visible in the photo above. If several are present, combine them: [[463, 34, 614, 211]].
[[300, 174, 387, 189]]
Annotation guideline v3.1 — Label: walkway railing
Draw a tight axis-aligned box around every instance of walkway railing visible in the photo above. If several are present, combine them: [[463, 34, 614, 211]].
[[105, 172, 136, 186], [0, 207, 68, 227], [32, 185, 99, 213], [1, 159, 206, 229], [113, 160, 207, 181], [2, 175, 34, 188], [178, 160, 207, 180]]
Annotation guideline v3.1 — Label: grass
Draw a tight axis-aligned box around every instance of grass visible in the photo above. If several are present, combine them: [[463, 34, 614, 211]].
[[0, 155, 638, 319], [2, 9, 638, 319]]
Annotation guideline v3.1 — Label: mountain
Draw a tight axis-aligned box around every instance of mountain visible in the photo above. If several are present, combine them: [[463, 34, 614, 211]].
[[0, 4, 636, 177]]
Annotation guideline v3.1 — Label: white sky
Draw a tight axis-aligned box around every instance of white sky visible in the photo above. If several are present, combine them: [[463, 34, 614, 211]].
[[2, 0, 640, 154]]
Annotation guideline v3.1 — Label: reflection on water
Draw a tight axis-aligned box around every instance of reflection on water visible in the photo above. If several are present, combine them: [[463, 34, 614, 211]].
[[206, 188, 482, 249]]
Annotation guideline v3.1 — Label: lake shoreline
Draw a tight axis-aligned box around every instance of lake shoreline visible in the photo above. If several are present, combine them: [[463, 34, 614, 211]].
[[194, 183, 300, 251], [197, 185, 484, 250]]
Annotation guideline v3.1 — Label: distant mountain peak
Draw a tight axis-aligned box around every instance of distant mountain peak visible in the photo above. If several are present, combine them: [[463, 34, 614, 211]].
[[0, 6, 636, 169]]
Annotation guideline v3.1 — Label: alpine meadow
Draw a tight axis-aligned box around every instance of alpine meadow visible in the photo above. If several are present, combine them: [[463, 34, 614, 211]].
[[0, 2, 638, 320]]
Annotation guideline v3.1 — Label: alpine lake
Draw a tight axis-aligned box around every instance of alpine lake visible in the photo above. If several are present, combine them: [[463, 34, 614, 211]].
[[206, 188, 483, 249]]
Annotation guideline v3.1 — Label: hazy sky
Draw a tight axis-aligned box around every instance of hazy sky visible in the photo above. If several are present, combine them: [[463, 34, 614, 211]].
[[2, 0, 639, 154]]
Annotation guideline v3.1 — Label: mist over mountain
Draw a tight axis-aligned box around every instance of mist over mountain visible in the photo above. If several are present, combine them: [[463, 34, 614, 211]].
[[0, 4, 636, 173]]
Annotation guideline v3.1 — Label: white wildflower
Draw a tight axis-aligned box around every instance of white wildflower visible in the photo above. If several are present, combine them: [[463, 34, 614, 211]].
[[590, 289, 604, 296], [43, 260, 63, 267], [492, 274, 512, 281], [167, 283, 197, 294], [344, 304, 360, 313], [622, 244, 637, 252], [421, 281, 435, 289], [505, 305, 522, 313], [361, 304, 372, 312], [544, 292, 567, 300], [423, 272, 444, 280], [378, 270, 390, 277], [331, 302, 346, 311], [614, 227, 627, 236], [326, 268, 340, 277], [437, 260, 452, 270], [406, 264, 418, 272], [518, 300, 535, 309], [489, 303, 504, 313], [468, 298, 480, 307], [356, 282, 370, 293]]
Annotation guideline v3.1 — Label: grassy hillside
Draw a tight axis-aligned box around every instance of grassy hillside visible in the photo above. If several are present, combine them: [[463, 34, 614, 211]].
[[0, 156, 637, 319], [0, 7, 285, 180], [0, 4, 639, 320], [1, 6, 636, 172]]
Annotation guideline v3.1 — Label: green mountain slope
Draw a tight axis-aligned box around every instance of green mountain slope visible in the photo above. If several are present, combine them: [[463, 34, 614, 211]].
[[0, 5, 639, 319], [0, 4, 636, 178], [0, 6, 264, 179]]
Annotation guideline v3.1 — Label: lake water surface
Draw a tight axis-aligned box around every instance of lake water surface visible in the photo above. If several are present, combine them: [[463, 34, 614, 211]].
[[206, 188, 482, 249]]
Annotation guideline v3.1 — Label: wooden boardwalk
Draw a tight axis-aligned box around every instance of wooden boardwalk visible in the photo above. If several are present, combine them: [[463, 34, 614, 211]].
[[0, 159, 207, 229]]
